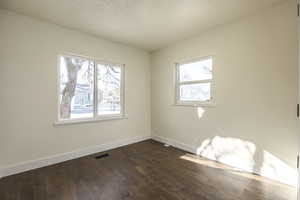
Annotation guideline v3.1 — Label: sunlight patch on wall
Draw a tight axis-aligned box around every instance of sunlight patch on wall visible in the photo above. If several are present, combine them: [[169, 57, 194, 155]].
[[197, 107, 205, 118], [260, 150, 297, 187], [196, 136, 256, 172], [195, 136, 297, 186]]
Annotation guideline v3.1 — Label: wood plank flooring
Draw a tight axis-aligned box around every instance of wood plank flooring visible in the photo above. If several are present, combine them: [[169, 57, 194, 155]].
[[0, 140, 296, 200]]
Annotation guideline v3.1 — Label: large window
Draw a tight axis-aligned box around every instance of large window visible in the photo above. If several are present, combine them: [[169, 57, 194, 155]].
[[175, 56, 213, 106], [58, 54, 125, 123]]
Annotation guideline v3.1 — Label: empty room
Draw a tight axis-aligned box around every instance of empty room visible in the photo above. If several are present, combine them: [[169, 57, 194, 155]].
[[0, 0, 299, 199]]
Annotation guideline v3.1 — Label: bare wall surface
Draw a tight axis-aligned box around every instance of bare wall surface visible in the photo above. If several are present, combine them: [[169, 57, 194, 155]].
[[0, 9, 151, 170], [151, 1, 298, 186], [0, 0, 298, 187]]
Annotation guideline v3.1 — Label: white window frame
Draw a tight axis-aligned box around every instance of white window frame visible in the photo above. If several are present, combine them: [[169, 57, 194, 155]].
[[174, 56, 215, 107], [55, 53, 126, 125]]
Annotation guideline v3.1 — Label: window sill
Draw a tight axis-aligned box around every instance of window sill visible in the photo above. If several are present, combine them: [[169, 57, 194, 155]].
[[173, 102, 216, 107], [53, 115, 128, 126]]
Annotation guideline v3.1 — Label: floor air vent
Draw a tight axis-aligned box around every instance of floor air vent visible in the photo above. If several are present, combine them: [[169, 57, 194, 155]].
[[95, 153, 109, 159]]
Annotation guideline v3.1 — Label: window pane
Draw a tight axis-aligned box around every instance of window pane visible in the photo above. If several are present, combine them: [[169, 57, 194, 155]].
[[180, 83, 211, 102], [97, 63, 121, 115], [179, 58, 212, 82], [59, 56, 94, 119]]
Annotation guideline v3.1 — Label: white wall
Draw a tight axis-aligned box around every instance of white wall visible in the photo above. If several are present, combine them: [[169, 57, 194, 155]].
[[0, 9, 151, 170], [0, 1, 298, 187], [151, 1, 298, 186]]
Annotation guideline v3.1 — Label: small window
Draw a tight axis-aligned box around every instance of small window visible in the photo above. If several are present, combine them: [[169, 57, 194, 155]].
[[58, 54, 125, 123], [175, 57, 213, 106]]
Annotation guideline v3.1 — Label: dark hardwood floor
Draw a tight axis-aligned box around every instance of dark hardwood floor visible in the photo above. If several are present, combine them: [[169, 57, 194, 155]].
[[0, 140, 296, 200]]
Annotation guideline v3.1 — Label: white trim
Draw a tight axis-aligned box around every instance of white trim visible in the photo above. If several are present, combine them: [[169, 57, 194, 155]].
[[152, 135, 196, 154], [172, 102, 216, 107], [93, 59, 98, 118], [94, 61, 126, 118], [0, 168, 3, 179], [53, 114, 128, 126], [57, 53, 126, 124], [176, 55, 215, 65], [179, 79, 212, 85], [0, 134, 297, 187], [0, 135, 151, 178], [152, 134, 297, 187], [174, 56, 215, 106], [59, 52, 123, 66], [57, 55, 61, 121]]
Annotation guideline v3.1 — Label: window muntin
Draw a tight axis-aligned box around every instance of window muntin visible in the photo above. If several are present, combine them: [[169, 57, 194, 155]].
[[58, 55, 124, 121], [176, 57, 213, 105]]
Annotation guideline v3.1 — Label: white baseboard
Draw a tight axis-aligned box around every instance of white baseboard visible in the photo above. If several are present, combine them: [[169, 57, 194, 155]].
[[152, 134, 296, 187], [0, 135, 151, 179], [152, 135, 196, 154], [0, 168, 3, 179], [0, 134, 296, 188]]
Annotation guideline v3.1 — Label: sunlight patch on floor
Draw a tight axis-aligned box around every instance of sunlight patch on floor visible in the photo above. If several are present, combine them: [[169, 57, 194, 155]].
[[180, 153, 295, 189]]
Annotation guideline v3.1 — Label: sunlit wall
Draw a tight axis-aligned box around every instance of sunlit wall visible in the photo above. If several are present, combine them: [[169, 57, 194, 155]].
[[151, 1, 298, 186]]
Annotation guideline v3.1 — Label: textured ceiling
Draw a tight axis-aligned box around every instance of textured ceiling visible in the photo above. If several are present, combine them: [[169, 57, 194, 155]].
[[0, 0, 286, 51]]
